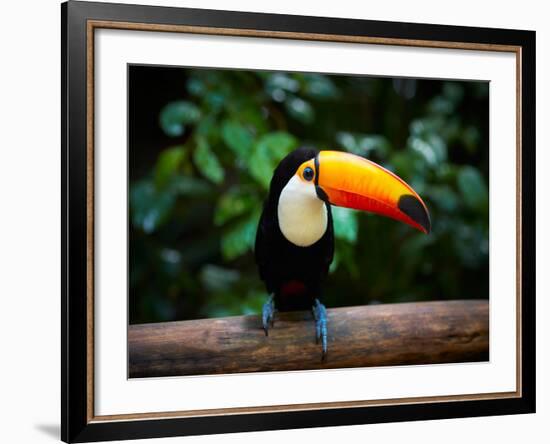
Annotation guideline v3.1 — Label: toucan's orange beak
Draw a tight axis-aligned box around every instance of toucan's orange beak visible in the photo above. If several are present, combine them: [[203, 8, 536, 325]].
[[314, 151, 431, 233]]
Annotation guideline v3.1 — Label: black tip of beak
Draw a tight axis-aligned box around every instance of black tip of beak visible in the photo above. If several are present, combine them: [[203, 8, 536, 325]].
[[398, 194, 431, 234]]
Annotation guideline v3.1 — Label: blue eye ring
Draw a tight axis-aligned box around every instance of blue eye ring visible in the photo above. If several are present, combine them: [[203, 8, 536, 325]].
[[303, 167, 315, 181]]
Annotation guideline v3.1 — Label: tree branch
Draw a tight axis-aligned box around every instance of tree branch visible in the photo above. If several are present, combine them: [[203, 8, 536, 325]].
[[129, 300, 488, 378]]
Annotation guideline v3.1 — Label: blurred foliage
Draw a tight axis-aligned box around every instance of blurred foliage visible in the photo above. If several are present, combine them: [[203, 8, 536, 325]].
[[129, 67, 489, 324]]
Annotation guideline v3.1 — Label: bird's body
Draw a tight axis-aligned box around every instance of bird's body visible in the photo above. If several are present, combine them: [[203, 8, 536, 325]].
[[255, 148, 334, 312], [254, 147, 430, 359]]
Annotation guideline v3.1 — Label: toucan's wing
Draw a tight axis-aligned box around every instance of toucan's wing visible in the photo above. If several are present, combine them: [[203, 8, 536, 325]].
[[255, 209, 282, 297], [321, 204, 335, 277], [254, 203, 271, 286]]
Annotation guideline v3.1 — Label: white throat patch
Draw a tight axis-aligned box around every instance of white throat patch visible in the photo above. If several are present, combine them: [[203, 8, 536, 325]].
[[278, 175, 328, 247]]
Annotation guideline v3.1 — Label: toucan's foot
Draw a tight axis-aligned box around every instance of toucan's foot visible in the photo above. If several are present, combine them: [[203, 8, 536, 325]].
[[312, 299, 328, 361], [262, 294, 276, 336]]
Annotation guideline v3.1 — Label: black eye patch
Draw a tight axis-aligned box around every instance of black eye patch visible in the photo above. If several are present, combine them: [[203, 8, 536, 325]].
[[303, 167, 315, 181]]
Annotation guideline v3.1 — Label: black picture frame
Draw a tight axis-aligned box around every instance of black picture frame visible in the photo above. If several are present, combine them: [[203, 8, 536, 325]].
[[61, 1, 536, 442]]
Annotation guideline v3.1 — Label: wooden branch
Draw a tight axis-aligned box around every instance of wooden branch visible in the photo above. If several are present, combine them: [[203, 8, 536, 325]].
[[129, 300, 488, 378]]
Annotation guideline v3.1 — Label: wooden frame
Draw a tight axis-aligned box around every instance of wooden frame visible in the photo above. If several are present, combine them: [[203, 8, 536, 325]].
[[62, 1, 536, 442]]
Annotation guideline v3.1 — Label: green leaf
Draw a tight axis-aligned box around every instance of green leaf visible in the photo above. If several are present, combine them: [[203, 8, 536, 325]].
[[187, 77, 205, 96], [363, 135, 391, 158], [332, 207, 359, 243], [408, 134, 447, 167], [265, 73, 300, 100], [154, 146, 185, 187], [130, 180, 175, 233], [214, 188, 257, 226], [443, 82, 464, 104], [399, 235, 432, 260], [169, 175, 212, 196], [221, 120, 254, 157], [248, 151, 274, 189], [336, 132, 357, 152], [428, 96, 454, 115], [221, 212, 259, 260], [195, 115, 219, 140], [336, 132, 391, 158], [452, 221, 488, 268], [462, 126, 481, 153], [390, 151, 418, 178], [457, 166, 488, 212], [426, 185, 459, 213], [285, 96, 314, 124], [249, 132, 298, 188], [199, 265, 240, 292], [303, 74, 339, 100], [159, 101, 201, 137], [329, 249, 340, 273], [260, 132, 298, 159], [193, 138, 225, 184], [240, 290, 268, 315], [334, 241, 359, 279]]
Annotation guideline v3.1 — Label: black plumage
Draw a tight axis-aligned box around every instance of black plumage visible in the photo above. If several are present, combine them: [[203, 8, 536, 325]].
[[254, 147, 334, 312]]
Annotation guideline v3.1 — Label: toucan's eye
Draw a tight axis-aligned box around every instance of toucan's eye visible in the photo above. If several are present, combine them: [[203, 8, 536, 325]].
[[303, 167, 315, 181]]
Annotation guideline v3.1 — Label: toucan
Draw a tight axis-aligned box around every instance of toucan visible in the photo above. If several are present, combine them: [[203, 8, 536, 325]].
[[254, 147, 430, 360]]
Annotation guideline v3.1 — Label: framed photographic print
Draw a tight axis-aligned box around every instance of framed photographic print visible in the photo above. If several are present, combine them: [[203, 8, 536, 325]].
[[61, 1, 536, 442]]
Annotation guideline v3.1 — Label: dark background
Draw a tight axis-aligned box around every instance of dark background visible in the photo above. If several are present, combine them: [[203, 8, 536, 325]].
[[129, 65, 489, 325]]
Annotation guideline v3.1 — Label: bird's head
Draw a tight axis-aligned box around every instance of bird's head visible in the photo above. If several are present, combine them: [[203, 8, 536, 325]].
[[272, 147, 430, 247]]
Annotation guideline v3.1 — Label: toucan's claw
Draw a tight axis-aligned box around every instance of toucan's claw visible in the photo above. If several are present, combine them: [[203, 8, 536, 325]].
[[262, 295, 275, 336], [313, 299, 328, 361]]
